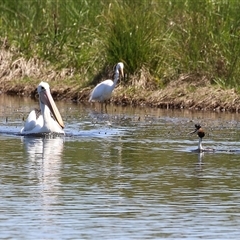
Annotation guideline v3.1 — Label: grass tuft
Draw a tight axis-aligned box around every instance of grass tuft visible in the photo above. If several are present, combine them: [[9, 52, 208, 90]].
[[0, 0, 240, 90]]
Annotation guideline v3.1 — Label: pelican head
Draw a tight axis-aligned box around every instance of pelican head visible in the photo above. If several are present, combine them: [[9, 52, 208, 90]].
[[38, 81, 64, 129]]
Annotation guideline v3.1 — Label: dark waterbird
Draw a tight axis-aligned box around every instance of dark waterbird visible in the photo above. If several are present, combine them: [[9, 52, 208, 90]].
[[190, 124, 215, 152]]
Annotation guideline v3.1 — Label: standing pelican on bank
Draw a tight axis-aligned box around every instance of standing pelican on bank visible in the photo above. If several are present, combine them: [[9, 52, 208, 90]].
[[89, 62, 124, 111], [20, 81, 64, 135], [190, 124, 215, 152]]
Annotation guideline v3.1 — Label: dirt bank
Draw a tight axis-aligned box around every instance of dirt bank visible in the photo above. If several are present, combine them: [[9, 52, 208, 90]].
[[0, 48, 240, 112]]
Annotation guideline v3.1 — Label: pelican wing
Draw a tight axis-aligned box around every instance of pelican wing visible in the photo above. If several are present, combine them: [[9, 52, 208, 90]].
[[21, 109, 43, 133]]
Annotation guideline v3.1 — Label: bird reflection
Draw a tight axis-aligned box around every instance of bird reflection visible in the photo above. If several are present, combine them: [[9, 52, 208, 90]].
[[196, 152, 204, 172], [22, 136, 64, 212]]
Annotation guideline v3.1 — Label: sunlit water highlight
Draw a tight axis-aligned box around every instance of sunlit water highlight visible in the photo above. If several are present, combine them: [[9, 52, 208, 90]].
[[0, 95, 240, 239]]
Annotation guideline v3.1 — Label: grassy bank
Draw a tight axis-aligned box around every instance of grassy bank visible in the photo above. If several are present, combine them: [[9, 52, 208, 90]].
[[1, 0, 240, 91]]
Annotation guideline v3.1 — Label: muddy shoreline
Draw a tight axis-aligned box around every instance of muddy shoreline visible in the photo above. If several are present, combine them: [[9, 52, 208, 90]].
[[1, 77, 240, 113], [0, 49, 240, 113]]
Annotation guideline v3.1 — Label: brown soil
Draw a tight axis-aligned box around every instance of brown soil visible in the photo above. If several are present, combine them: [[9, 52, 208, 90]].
[[0, 48, 240, 112]]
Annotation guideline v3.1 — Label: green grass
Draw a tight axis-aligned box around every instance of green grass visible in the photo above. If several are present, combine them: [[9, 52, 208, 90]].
[[0, 0, 240, 90]]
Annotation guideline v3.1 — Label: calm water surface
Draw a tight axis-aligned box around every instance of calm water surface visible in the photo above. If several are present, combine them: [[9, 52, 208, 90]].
[[0, 95, 240, 239]]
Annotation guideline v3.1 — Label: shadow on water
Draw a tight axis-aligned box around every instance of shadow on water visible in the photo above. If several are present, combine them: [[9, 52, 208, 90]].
[[1, 95, 240, 239]]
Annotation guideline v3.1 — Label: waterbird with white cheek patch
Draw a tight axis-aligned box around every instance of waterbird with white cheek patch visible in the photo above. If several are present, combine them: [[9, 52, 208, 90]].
[[190, 124, 215, 152]]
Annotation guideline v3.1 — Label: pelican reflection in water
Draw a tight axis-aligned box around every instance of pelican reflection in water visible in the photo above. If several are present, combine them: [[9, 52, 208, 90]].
[[23, 137, 64, 213], [20, 81, 64, 136]]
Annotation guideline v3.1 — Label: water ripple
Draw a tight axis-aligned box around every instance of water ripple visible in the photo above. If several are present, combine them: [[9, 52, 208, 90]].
[[0, 97, 240, 239]]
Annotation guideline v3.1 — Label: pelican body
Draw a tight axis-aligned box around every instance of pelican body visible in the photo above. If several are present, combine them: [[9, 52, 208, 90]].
[[20, 82, 64, 136], [89, 62, 124, 110]]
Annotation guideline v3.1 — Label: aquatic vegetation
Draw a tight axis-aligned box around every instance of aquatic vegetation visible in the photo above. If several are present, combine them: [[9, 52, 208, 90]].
[[0, 0, 240, 90]]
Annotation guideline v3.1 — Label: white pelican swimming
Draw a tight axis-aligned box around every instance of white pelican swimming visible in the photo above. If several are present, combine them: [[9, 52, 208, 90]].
[[89, 62, 124, 111], [190, 124, 215, 152], [20, 81, 64, 136]]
